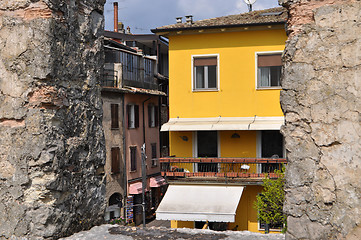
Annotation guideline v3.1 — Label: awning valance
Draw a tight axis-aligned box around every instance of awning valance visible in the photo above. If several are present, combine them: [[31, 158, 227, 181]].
[[160, 116, 284, 131], [128, 182, 149, 195], [156, 185, 244, 222], [150, 176, 167, 188]]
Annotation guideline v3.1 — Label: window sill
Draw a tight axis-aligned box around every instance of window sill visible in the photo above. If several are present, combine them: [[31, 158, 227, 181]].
[[258, 228, 282, 232], [111, 128, 120, 130], [192, 89, 219, 92], [129, 170, 137, 173], [256, 87, 282, 90]]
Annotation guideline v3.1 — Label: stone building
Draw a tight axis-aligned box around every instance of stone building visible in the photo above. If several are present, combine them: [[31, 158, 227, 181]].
[[102, 27, 169, 225], [0, 0, 106, 239], [280, 0, 361, 239]]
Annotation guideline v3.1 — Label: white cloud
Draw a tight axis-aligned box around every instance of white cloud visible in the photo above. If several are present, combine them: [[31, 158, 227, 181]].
[[104, 0, 280, 34]]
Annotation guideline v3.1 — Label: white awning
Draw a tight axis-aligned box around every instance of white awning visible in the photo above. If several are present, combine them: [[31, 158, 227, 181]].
[[156, 185, 244, 222], [160, 116, 284, 131]]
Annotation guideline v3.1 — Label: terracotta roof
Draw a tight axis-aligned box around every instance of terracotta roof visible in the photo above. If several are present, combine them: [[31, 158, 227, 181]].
[[102, 86, 167, 96], [152, 7, 287, 33]]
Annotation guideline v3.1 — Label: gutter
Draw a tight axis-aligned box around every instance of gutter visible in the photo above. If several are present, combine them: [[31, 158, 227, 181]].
[[151, 21, 286, 34]]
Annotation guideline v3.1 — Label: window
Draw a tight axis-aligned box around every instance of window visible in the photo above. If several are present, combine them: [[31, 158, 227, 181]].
[[260, 130, 284, 173], [111, 147, 120, 174], [111, 104, 119, 129], [257, 53, 282, 88], [151, 143, 157, 167], [130, 146, 137, 171], [193, 56, 218, 90], [127, 104, 139, 129], [148, 105, 159, 128], [196, 131, 218, 172]]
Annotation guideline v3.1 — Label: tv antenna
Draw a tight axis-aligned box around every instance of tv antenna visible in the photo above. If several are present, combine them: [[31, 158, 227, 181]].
[[244, 0, 257, 12]]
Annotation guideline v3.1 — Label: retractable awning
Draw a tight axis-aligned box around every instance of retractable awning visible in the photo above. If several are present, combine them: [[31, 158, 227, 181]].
[[128, 182, 149, 195], [150, 176, 167, 188], [160, 116, 284, 131], [156, 185, 244, 222]]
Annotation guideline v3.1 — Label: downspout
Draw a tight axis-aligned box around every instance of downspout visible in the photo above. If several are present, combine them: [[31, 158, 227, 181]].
[[141, 97, 151, 227], [142, 97, 151, 144], [122, 94, 127, 220]]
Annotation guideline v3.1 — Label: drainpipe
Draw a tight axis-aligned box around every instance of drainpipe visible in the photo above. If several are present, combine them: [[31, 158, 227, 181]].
[[141, 97, 151, 227], [121, 94, 127, 222]]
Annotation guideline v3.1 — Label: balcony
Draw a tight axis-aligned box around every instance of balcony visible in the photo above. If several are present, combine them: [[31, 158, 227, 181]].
[[104, 49, 158, 90], [159, 157, 286, 182]]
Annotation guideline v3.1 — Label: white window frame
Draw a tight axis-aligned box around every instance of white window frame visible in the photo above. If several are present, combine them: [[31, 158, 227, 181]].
[[192, 131, 221, 172], [151, 143, 158, 167], [149, 105, 156, 128], [191, 54, 220, 92], [129, 104, 136, 129], [255, 51, 283, 90], [256, 130, 286, 174]]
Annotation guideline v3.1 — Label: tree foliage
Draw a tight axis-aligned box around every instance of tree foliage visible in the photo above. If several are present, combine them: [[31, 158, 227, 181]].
[[254, 165, 286, 230]]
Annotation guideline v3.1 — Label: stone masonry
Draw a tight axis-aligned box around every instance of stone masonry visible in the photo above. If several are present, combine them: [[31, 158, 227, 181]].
[[280, 0, 360, 239], [0, 0, 106, 239]]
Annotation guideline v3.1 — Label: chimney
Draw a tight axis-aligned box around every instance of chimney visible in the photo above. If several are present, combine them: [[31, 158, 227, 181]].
[[118, 22, 124, 33], [185, 15, 193, 25], [113, 2, 118, 32], [176, 17, 183, 24]]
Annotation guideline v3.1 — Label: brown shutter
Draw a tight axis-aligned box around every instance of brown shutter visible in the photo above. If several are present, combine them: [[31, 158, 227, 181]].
[[155, 106, 159, 127], [126, 105, 131, 129], [134, 105, 139, 128], [130, 147, 137, 171], [111, 147, 120, 174], [148, 105, 152, 127], [194, 57, 217, 66], [111, 104, 119, 129], [258, 54, 282, 67]]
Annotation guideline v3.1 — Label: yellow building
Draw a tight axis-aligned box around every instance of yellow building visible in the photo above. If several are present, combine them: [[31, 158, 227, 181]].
[[152, 7, 287, 233]]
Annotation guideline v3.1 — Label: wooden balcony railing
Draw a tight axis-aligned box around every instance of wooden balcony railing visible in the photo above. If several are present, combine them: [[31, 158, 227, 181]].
[[159, 157, 287, 179]]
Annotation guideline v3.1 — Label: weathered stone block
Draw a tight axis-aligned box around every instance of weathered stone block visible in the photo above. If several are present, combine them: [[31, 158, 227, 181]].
[[280, 0, 361, 239], [0, 0, 106, 239]]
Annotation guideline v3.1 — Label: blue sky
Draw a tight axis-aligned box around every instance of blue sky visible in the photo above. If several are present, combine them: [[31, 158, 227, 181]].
[[104, 0, 280, 34]]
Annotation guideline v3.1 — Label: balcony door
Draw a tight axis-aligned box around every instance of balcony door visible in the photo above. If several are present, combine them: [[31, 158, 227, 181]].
[[257, 130, 284, 173], [194, 131, 219, 172]]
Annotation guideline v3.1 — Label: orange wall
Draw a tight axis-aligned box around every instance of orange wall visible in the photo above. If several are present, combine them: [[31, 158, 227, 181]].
[[125, 94, 160, 184]]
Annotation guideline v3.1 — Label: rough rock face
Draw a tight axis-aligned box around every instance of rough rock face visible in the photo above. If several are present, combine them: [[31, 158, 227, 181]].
[[0, 0, 106, 239], [279, 0, 361, 239]]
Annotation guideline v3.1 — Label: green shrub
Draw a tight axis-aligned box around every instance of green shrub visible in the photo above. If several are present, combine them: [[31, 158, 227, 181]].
[[254, 165, 286, 232]]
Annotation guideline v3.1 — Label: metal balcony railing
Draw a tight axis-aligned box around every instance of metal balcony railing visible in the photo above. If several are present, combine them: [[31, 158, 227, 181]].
[[104, 49, 157, 90], [102, 69, 119, 88], [159, 157, 287, 179]]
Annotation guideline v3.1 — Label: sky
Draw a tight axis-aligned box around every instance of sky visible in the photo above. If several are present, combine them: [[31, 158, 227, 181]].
[[104, 0, 281, 34]]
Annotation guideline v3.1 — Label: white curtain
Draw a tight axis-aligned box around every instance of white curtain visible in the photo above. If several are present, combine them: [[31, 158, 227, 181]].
[[195, 66, 204, 88], [259, 67, 270, 87]]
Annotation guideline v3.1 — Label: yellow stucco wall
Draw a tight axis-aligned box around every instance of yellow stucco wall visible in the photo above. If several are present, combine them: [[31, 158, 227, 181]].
[[170, 131, 257, 159], [165, 27, 286, 234], [168, 29, 286, 119], [229, 185, 263, 232], [171, 220, 194, 228]]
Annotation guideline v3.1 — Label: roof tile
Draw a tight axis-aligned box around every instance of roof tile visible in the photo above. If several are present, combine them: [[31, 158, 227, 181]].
[[152, 7, 287, 32]]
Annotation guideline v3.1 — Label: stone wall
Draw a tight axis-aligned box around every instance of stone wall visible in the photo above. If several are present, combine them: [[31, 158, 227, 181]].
[[279, 0, 360, 239], [0, 0, 106, 239], [101, 90, 125, 212]]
